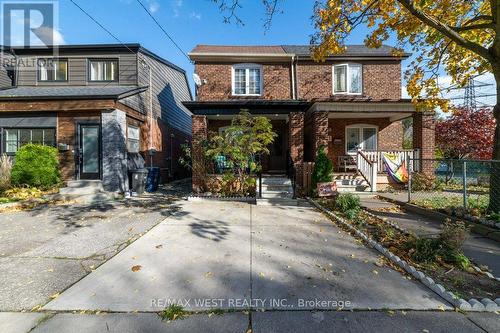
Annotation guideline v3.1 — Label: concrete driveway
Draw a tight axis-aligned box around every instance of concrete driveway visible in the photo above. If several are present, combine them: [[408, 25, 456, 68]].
[[0, 187, 184, 311], [44, 200, 449, 312]]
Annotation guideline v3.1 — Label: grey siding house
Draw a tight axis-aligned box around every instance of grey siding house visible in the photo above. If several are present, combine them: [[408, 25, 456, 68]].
[[0, 44, 192, 192]]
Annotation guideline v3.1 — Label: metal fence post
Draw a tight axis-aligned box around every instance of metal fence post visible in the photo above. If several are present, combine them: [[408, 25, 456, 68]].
[[408, 159, 412, 203], [462, 160, 467, 210]]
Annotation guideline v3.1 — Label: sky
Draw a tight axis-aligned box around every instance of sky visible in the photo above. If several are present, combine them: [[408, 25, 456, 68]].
[[5, 0, 497, 107]]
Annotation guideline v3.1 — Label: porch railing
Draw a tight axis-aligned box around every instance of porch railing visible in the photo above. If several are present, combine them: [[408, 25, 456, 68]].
[[362, 149, 420, 173], [357, 150, 377, 192]]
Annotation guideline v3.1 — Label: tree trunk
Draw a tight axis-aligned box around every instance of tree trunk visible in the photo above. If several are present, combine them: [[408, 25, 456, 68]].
[[488, 69, 500, 213]]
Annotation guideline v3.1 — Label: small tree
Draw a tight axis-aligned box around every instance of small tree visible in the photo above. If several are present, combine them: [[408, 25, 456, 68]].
[[11, 144, 60, 189], [205, 111, 276, 195], [312, 145, 333, 194], [436, 108, 495, 160]]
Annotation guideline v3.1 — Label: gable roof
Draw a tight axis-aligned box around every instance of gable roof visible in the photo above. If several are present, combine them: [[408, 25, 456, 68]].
[[189, 44, 410, 60]]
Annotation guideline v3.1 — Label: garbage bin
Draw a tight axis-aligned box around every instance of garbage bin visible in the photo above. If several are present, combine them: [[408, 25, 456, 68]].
[[146, 167, 160, 192], [130, 169, 148, 195]]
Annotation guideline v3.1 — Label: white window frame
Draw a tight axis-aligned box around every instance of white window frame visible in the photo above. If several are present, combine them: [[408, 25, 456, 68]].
[[332, 63, 362, 95], [231, 63, 263, 96], [345, 124, 378, 155], [127, 125, 140, 153]]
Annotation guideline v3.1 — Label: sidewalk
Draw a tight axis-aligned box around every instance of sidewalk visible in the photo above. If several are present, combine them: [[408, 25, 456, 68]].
[[360, 196, 500, 277], [1, 310, 498, 333]]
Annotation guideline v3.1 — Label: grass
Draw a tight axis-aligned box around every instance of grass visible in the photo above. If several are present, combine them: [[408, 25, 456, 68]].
[[161, 304, 188, 321], [0, 197, 19, 204], [412, 195, 489, 217]]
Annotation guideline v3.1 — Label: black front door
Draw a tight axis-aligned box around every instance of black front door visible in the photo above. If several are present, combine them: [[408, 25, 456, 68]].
[[77, 124, 101, 180], [268, 121, 287, 172]]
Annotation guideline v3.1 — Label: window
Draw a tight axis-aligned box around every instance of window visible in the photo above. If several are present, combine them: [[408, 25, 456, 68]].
[[345, 125, 377, 154], [89, 59, 118, 82], [4, 128, 56, 154], [127, 125, 140, 153], [232, 64, 262, 96], [38, 59, 68, 82], [333, 64, 362, 94]]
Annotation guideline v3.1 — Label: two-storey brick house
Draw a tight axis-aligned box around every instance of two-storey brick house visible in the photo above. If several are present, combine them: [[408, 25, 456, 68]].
[[183, 45, 435, 195], [0, 44, 192, 192]]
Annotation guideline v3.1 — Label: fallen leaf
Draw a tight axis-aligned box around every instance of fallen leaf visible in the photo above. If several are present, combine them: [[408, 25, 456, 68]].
[[372, 270, 379, 275], [50, 293, 59, 299], [131, 265, 142, 272], [47, 268, 54, 272], [155, 244, 163, 249], [205, 271, 213, 278]]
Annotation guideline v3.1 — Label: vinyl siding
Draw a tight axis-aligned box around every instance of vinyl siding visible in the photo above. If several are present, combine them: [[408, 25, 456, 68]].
[[0, 52, 14, 87], [15, 52, 138, 86], [135, 51, 192, 135]]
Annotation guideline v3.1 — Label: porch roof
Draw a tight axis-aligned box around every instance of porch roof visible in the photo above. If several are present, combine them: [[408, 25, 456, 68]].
[[182, 100, 311, 116], [0, 86, 148, 101], [309, 98, 415, 121]]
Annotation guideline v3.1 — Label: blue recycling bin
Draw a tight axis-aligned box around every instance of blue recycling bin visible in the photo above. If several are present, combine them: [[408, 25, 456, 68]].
[[146, 167, 160, 192]]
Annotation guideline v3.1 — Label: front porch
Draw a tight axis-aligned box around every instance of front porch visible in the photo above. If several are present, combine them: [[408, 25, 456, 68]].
[[305, 100, 435, 192]]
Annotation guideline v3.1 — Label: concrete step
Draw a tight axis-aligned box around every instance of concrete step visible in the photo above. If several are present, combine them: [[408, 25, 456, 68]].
[[257, 198, 298, 206], [259, 178, 292, 186], [60, 180, 105, 195], [48, 192, 119, 204], [261, 192, 294, 199]]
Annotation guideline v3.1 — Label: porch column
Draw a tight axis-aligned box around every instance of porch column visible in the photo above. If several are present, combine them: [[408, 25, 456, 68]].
[[102, 109, 128, 193], [413, 111, 435, 175], [192, 115, 207, 193], [312, 111, 329, 157], [289, 112, 304, 195]]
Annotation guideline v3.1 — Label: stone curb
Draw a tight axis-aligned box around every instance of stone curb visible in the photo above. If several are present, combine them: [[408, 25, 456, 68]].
[[362, 210, 500, 282], [307, 198, 499, 313], [187, 195, 256, 204]]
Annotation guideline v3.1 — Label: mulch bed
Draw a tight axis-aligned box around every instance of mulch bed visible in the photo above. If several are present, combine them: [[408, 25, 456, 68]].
[[316, 198, 499, 301]]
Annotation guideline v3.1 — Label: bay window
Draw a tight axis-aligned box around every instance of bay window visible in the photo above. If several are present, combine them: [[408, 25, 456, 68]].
[[89, 59, 118, 82], [232, 64, 262, 96], [38, 59, 68, 82], [333, 64, 362, 94]]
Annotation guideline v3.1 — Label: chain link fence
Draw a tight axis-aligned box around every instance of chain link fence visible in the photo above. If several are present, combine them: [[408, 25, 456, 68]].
[[407, 159, 500, 216]]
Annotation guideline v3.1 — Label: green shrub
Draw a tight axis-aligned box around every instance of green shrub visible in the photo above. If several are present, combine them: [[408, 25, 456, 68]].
[[0, 154, 12, 192], [311, 145, 333, 194], [335, 193, 361, 213], [440, 219, 469, 252], [344, 208, 360, 220], [11, 144, 60, 188]]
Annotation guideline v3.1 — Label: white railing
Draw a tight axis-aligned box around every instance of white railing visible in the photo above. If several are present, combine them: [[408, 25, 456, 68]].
[[362, 149, 420, 173], [357, 150, 377, 192]]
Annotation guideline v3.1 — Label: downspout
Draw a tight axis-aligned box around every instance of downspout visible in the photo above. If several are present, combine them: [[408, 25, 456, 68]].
[[291, 55, 297, 100]]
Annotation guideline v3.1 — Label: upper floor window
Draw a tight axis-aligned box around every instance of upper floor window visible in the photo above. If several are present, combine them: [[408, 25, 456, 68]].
[[38, 59, 68, 82], [232, 64, 262, 96], [333, 63, 362, 94], [89, 59, 118, 82]]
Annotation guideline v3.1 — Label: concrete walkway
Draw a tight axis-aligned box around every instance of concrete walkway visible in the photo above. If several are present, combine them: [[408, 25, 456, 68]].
[[360, 196, 500, 276]]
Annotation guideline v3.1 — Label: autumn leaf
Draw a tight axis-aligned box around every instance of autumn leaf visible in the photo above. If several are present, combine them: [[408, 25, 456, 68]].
[[131, 265, 142, 272], [155, 244, 163, 249]]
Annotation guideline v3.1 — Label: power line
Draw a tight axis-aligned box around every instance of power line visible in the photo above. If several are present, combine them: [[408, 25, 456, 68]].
[[68, 0, 140, 88], [135, 0, 191, 62]]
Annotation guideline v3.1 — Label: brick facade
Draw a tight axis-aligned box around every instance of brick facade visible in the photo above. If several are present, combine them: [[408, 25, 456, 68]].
[[195, 63, 292, 101], [296, 61, 401, 100], [289, 112, 304, 195], [413, 112, 435, 175], [192, 115, 208, 193], [310, 111, 329, 157]]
